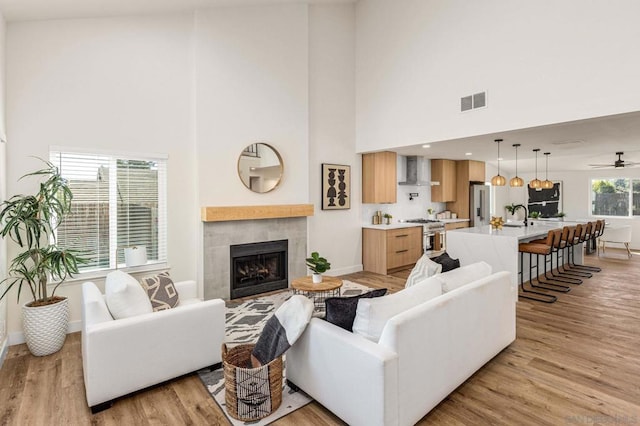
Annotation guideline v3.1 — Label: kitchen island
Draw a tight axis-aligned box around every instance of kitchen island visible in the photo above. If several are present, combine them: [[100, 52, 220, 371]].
[[446, 222, 583, 301]]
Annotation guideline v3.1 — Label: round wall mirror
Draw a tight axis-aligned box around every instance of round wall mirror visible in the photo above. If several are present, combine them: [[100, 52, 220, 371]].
[[237, 143, 283, 193]]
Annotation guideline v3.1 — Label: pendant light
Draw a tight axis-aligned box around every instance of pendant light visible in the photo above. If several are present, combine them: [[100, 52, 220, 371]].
[[542, 152, 554, 189], [510, 144, 524, 187], [490, 139, 506, 186], [529, 148, 542, 189]]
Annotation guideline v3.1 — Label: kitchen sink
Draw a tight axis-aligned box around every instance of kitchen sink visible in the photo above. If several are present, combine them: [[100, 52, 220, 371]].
[[503, 223, 525, 228]]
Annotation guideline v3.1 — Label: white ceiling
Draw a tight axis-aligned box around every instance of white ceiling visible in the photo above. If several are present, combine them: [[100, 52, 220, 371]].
[[394, 111, 640, 174], [0, 0, 354, 21], [1, 0, 638, 173]]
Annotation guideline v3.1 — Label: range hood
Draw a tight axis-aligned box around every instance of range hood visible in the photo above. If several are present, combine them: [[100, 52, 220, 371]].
[[398, 155, 431, 186]]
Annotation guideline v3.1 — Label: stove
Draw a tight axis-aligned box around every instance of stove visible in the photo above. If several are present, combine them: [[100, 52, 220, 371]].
[[401, 219, 446, 253]]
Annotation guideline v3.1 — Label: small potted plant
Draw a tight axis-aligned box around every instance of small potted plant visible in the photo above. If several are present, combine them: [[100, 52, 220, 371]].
[[529, 211, 540, 220], [306, 252, 331, 284], [383, 213, 393, 225], [427, 208, 435, 220], [555, 211, 566, 221], [505, 203, 523, 221]]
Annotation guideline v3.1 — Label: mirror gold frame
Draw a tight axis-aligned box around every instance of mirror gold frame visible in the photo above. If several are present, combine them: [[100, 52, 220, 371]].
[[237, 143, 284, 193]]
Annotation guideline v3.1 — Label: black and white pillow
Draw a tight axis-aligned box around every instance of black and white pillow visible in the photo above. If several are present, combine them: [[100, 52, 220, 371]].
[[140, 271, 180, 311], [324, 288, 388, 331], [252, 295, 314, 366]]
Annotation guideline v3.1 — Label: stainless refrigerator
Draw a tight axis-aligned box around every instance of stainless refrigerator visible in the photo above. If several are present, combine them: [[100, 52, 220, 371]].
[[470, 184, 490, 227]]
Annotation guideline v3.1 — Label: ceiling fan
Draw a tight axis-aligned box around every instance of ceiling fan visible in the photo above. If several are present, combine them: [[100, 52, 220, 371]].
[[589, 152, 639, 168]]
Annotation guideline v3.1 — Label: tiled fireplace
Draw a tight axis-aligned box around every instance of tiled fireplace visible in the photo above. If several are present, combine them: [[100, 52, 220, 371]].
[[202, 205, 311, 300]]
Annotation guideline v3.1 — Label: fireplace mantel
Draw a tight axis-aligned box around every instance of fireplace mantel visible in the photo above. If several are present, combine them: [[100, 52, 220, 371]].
[[201, 204, 314, 222]]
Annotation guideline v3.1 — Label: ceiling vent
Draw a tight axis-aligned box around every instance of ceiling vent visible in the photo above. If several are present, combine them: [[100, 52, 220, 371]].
[[461, 91, 487, 112]]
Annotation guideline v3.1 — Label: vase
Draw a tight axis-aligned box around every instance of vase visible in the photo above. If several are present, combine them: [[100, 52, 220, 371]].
[[312, 273, 322, 284], [22, 297, 69, 356]]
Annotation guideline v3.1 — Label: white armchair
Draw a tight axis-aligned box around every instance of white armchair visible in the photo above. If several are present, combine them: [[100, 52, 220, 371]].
[[598, 225, 632, 258], [81, 279, 226, 413]]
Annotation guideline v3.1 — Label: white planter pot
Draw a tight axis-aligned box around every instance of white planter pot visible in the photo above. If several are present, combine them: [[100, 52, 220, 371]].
[[22, 297, 69, 356], [312, 273, 323, 284]]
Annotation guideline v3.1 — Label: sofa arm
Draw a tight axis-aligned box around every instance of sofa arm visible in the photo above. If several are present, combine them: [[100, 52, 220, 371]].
[[286, 318, 399, 426], [82, 298, 225, 407], [175, 280, 198, 301]]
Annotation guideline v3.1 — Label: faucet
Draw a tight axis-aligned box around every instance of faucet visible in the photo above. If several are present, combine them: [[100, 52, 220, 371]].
[[514, 204, 528, 227]]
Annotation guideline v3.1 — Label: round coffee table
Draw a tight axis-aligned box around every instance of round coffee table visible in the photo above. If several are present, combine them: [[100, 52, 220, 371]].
[[291, 276, 343, 312]]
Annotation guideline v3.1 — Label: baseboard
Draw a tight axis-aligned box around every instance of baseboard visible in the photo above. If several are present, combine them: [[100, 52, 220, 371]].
[[327, 264, 363, 276], [8, 319, 82, 346], [0, 338, 8, 369]]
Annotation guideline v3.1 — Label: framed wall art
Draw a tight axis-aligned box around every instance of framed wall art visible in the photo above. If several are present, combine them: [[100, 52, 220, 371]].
[[321, 163, 350, 210]]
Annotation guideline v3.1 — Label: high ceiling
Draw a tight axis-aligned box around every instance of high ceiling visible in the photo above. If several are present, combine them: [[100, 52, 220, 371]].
[[0, 0, 354, 21], [1, 0, 638, 174]]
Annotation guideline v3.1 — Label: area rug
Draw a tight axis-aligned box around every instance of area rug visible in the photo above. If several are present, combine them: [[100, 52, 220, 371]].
[[197, 280, 374, 426]]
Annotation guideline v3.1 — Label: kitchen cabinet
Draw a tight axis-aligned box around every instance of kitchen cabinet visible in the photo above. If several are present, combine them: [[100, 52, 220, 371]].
[[446, 160, 485, 219], [362, 151, 397, 204], [430, 159, 456, 202], [444, 221, 469, 231], [362, 226, 423, 275]]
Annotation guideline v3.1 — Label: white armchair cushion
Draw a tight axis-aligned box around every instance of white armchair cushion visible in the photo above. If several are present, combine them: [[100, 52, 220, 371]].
[[405, 254, 442, 288], [105, 270, 153, 319], [353, 276, 442, 342], [434, 261, 492, 293]]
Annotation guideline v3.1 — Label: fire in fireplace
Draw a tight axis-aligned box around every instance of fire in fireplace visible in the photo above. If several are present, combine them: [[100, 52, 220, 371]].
[[230, 239, 288, 299]]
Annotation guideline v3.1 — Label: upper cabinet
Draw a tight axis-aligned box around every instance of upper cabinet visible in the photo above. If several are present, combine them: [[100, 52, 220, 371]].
[[362, 151, 397, 204], [430, 159, 457, 202], [467, 160, 486, 182]]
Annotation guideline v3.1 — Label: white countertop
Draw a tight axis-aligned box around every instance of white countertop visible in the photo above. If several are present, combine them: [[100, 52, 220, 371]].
[[438, 218, 470, 223], [362, 223, 424, 230], [448, 222, 563, 241]]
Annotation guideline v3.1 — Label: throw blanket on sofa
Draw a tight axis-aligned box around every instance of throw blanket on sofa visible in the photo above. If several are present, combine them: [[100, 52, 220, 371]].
[[251, 295, 314, 367]]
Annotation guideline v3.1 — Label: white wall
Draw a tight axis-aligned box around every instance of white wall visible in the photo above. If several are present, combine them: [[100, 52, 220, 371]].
[[4, 4, 366, 341], [194, 4, 309, 208], [0, 11, 7, 362], [355, 0, 640, 152], [6, 14, 196, 338], [307, 4, 361, 275]]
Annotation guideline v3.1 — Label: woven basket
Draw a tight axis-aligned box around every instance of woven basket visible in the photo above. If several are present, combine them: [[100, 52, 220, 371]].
[[222, 343, 283, 421]]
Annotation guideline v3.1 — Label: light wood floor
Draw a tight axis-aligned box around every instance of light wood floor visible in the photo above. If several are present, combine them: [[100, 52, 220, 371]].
[[1, 249, 638, 425]]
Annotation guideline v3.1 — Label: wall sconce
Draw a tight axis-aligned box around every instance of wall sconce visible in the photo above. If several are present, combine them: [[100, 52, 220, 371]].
[[409, 192, 419, 200]]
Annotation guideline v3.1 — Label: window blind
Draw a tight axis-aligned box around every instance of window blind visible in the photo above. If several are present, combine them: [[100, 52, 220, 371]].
[[50, 149, 167, 272]]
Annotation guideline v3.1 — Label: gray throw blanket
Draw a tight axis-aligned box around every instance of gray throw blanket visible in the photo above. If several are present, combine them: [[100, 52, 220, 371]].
[[251, 295, 314, 367]]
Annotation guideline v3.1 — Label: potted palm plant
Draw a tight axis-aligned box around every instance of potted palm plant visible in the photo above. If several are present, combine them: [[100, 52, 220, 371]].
[[0, 161, 84, 356], [306, 252, 331, 284]]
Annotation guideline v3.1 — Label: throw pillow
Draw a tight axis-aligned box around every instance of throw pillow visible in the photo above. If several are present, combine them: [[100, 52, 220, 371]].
[[105, 270, 153, 319], [405, 254, 442, 288], [434, 261, 492, 293], [324, 288, 388, 331], [140, 271, 180, 311], [251, 295, 314, 367], [352, 276, 442, 342], [431, 252, 461, 273]]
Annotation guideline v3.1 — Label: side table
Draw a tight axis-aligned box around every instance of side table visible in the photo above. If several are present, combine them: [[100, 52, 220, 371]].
[[291, 276, 343, 313]]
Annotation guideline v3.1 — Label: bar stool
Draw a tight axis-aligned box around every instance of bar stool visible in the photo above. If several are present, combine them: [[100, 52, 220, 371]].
[[560, 225, 593, 278], [570, 223, 600, 274], [536, 228, 583, 285], [579, 221, 602, 272], [518, 230, 569, 303]]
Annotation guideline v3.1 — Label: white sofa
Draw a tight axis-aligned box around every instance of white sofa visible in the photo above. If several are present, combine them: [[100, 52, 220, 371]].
[[81, 279, 226, 412], [286, 264, 515, 426]]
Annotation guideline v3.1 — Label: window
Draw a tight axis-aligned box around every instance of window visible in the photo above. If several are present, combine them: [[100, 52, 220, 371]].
[[590, 178, 640, 217], [50, 149, 167, 272]]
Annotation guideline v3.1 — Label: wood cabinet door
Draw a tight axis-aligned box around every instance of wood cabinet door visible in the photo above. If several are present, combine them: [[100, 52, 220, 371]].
[[431, 159, 456, 202], [362, 151, 397, 203]]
